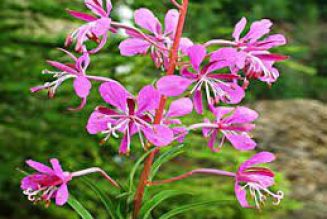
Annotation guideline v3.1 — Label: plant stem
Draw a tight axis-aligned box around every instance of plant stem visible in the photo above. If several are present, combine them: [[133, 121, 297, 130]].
[[149, 168, 236, 186], [132, 1, 189, 218]]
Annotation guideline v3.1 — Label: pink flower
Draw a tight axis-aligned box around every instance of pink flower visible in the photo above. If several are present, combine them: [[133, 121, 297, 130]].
[[157, 45, 245, 114], [210, 17, 288, 84], [21, 159, 72, 206], [162, 98, 193, 143], [119, 8, 193, 68], [66, 0, 113, 53], [190, 106, 258, 152], [31, 49, 92, 111], [86, 81, 174, 154], [235, 152, 284, 209]]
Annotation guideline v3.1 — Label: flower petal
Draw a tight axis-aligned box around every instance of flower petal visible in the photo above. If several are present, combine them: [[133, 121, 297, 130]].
[[99, 81, 131, 112], [187, 45, 206, 71], [119, 38, 151, 56], [233, 17, 247, 41], [26, 160, 53, 174], [136, 85, 160, 114], [257, 34, 287, 49], [74, 77, 92, 98], [217, 82, 245, 104], [85, 0, 107, 17], [179, 37, 194, 54], [240, 152, 276, 171], [50, 159, 65, 179], [193, 89, 203, 114], [172, 127, 188, 143], [225, 133, 256, 151], [47, 61, 78, 75], [164, 9, 179, 36], [142, 125, 174, 147], [67, 10, 97, 22], [166, 97, 193, 118], [235, 183, 250, 208], [134, 8, 162, 35], [244, 19, 273, 43], [224, 106, 258, 124], [55, 184, 69, 206], [119, 130, 131, 154], [208, 129, 218, 152], [86, 110, 115, 134], [157, 75, 193, 96]]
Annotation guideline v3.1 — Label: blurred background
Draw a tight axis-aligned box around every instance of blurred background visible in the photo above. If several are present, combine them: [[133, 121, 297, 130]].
[[1, 0, 326, 218]]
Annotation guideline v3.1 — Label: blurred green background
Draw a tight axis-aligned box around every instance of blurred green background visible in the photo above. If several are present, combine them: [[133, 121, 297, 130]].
[[1, 0, 326, 218]]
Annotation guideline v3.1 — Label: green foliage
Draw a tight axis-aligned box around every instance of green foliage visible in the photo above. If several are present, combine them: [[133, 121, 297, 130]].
[[68, 196, 94, 219]]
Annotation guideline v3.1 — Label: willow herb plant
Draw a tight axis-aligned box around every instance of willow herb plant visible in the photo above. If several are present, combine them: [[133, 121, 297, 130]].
[[21, 0, 288, 218]]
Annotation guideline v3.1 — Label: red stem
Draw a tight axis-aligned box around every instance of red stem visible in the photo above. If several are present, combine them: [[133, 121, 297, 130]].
[[132, 1, 189, 218]]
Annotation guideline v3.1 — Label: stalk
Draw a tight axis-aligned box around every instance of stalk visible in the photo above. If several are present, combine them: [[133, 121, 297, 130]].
[[132, 1, 189, 218]]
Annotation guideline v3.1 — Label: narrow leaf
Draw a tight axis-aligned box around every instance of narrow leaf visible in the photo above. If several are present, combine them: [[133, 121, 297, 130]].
[[159, 200, 235, 219], [150, 145, 184, 180], [139, 189, 191, 219], [68, 196, 94, 219]]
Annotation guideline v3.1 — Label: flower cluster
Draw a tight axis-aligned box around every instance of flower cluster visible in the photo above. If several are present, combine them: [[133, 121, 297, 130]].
[[24, 0, 288, 213]]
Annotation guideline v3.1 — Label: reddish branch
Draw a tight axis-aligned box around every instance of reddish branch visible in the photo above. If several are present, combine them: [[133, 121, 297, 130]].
[[132, 1, 189, 218]]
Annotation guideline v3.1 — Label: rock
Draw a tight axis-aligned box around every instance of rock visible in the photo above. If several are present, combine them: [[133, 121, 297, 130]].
[[252, 99, 327, 219]]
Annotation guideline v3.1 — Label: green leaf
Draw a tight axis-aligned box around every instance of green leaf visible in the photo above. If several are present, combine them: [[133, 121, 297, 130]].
[[129, 148, 155, 192], [150, 145, 184, 180], [158, 200, 235, 219], [139, 189, 191, 219], [82, 178, 116, 219], [68, 196, 94, 219]]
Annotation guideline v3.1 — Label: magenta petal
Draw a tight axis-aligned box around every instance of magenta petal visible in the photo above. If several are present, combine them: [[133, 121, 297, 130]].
[[244, 19, 273, 43], [99, 81, 130, 112], [119, 38, 151, 56], [47, 61, 78, 75], [235, 183, 250, 208], [119, 131, 131, 154], [92, 18, 111, 36], [225, 107, 258, 124], [166, 97, 193, 118], [255, 53, 288, 62], [240, 152, 276, 171], [164, 9, 179, 36], [218, 82, 245, 104], [258, 34, 287, 49], [134, 8, 162, 35], [74, 77, 92, 98], [137, 85, 160, 114], [172, 127, 188, 143], [211, 106, 234, 120], [86, 111, 114, 134], [179, 38, 194, 54], [187, 45, 206, 71], [55, 184, 69, 206], [233, 17, 247, 41], [142, 125, 174, 147], [157, 75, 193, 96], [85, 0, 107, 17], [26, 160, 53, 174], [50, 159, 64, 179], [208, 129, 218, 152], [202, 118, 212, 137], [193, 89, 203, 114], [225, 133, 256, 151], [66, 9, 97, 22]]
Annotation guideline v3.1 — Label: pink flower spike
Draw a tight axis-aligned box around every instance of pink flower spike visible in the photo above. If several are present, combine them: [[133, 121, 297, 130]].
[[21, 159, 72, 206], [235, 152, 284, 209]]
